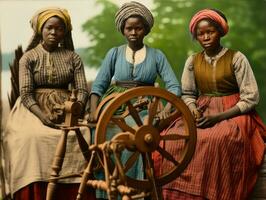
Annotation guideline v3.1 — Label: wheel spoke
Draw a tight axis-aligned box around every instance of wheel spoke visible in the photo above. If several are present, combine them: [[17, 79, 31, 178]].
[[96, 152, 105, 168], [147, 97, 160, 125], [161, 134, 190, 141], [126, 101, 143, 126], [144, 152, 160, 199], [124, 151, 140, 173], [156, 110, 181, 132], [121, 98, 149, 118], [113, 150, 126, 183], [157, 146, 179, 166], [111, 117, 136, 134]]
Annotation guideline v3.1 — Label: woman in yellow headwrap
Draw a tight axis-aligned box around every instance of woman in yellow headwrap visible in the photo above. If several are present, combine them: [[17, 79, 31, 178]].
[[3, 7, 96, 200], [154, 8, 266, 200]]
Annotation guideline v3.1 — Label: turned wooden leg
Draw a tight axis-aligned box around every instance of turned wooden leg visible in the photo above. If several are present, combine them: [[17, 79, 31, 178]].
[[46, 129, 69, 200]]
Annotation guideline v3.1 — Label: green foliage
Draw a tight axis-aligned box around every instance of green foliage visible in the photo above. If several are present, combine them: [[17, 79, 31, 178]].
[[81, 0, 124, 67], [82, 0, 266, 121], [150, 0, 266, 121]]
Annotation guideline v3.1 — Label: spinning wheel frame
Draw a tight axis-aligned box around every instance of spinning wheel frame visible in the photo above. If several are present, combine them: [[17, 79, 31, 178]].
[[94, 86, 197, 189]]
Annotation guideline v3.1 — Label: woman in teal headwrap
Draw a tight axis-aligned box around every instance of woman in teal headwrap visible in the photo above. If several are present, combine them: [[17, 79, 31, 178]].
[[86, 1, 181, 199]]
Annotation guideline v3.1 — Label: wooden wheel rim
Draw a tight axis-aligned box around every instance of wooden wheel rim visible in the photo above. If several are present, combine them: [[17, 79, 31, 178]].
[[95, 86, 197, 189]]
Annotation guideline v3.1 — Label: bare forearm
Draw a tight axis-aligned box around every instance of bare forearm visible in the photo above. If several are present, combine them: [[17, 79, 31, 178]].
[[29, 104, 45, 120], [218, 105, 241, 121], [196, 105, 241, 128], [29, 104, 56, 128], [90, 93, 100, 113]]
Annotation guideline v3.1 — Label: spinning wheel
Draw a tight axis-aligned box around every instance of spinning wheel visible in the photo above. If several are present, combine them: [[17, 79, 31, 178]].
[[93, 86, 197, 193]]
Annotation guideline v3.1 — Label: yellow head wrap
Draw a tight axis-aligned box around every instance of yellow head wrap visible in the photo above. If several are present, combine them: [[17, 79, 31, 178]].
[[30, 7, 72, 34]]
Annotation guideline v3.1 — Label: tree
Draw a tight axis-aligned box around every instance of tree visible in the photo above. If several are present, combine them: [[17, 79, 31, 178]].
[[81, 0, 123, 68]]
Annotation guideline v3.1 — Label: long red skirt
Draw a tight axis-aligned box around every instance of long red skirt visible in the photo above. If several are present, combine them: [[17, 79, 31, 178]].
[[13, 182, 96, 200], [154, 94, 266, 200]]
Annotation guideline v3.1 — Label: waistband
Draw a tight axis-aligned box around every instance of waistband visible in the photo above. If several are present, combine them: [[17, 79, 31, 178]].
[[115, 80, 154, 89], [35, 88, 70, 93], [201, 91, 238, 97]]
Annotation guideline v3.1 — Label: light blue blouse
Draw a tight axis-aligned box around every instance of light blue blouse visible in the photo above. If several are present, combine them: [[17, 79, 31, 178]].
[[91, 44, 181, 97]]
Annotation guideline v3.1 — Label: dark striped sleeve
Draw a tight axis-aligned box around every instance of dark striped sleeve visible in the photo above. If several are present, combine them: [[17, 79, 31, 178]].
[[72, 52, 88, 105], [19, 52, 38, 109]]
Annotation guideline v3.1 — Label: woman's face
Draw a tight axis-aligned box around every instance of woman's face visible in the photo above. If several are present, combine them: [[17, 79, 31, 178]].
[[123, 16, 146, 48], [41, 16, 65, 51], [196, 19, 221, 52]]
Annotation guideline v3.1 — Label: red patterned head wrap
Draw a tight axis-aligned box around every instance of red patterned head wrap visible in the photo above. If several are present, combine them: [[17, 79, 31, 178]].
[[189, 9, 229, 37]]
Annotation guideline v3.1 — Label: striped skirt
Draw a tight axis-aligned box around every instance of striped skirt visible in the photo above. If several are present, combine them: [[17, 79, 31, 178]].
[[154, 94, 266, 200]]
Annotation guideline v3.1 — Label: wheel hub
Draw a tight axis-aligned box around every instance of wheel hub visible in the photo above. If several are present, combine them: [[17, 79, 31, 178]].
[[135, 125, 160, 153]]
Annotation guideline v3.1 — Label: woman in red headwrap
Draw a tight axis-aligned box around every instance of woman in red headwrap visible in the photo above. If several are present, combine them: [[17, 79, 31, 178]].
[[154, 8, 266, 200]]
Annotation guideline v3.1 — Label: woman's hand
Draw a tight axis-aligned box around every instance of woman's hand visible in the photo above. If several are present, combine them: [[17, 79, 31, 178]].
[[188, 103, 202, 121], [196, 106, 241, 129], [84, 109, 97, 122], [29, 104, 58, 129], [196, 114, 221, 128], [157, 102, 171, 120], [84, 93, 99, 122], [157, 108, 170, 120], [191, 108, 202, 120], [39, 115, 58, 129]]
